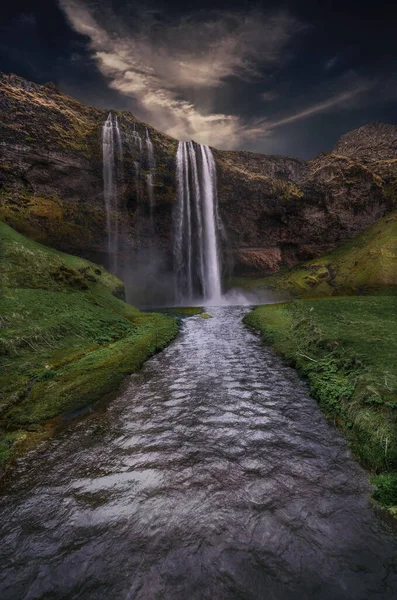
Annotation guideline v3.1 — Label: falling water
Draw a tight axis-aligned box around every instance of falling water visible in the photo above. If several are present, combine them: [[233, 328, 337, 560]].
[[174, 141, 222, 304], [145, 128, 156, 218], [146, 173, 154, 215], [132, 123, 143, 154], [146, 128, 155, 167], [102, 112, 122, 272]]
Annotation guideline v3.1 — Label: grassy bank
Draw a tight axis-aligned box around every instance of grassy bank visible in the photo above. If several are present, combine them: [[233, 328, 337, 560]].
[[244, 297, 397, 515], [0, 222, 178, 466], [232, 210, 397, 298]]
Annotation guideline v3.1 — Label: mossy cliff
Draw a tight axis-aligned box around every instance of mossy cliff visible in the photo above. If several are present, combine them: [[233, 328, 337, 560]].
[[231, 209, 397, 297], [0, 222, 178, 467], [1, 72, 396, 280], [244, 297, 397, 515], [0, 72, 178, 272], [215, 137, 394, 276]]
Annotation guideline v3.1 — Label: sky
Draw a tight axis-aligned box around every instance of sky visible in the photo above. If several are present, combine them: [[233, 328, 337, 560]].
[[1, 0, 396, 158]]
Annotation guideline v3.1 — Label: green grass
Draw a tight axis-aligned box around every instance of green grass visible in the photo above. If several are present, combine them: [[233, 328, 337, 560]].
[[0, 222, 178, 465], [244, 297, 397, 515], [159, 306, 203, 317], [231, 211, 397, 297]]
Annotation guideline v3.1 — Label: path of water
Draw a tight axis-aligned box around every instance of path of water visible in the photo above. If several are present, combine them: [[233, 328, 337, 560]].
[[1, 307, 396, 599]]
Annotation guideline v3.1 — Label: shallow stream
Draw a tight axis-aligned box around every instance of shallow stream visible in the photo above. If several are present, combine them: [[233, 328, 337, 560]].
[[1, 307, 396, 599]]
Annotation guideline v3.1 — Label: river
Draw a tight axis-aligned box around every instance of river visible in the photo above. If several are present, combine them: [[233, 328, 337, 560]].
[[1, 306, 396, 599]]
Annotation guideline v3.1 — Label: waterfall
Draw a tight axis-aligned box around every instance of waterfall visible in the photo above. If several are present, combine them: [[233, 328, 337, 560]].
[[146, 128, 155, 167], [145, 128, 156, 218], [173, 141, 222, 304], [132, 123, 143, 154], [146, 173, 154, 214], [102, 112, 122, 272]]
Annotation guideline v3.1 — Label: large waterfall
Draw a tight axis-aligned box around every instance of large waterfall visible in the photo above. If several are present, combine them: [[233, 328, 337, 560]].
[[174, 141, 222, 304], [102, 112, 122, 272]]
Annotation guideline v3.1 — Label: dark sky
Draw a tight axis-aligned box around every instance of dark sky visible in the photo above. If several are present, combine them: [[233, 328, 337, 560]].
[[1, 0, 396, 158]]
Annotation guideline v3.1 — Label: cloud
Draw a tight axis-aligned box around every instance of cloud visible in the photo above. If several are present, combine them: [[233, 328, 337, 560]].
[[261, 90, 279, 102], [264, 80, 374, 130], [58, 0, 300, 147], [58, 1, 381, 151], [325, 55, 339, 71]]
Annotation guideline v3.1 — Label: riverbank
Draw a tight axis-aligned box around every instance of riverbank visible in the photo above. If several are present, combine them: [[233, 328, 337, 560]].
[[244, 297, 397, 515], [0, 222, 178, 467]]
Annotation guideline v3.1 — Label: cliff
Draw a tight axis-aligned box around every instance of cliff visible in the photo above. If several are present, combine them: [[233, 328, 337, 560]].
[[0, 73, 177, 271], [1, 73, 395, 286], [216, 146, 389, 275]]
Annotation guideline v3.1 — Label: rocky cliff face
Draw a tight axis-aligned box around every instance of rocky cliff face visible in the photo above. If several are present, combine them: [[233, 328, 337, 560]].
[[1, 73, 395, 285], [216, 143, 389, 275], [333, 122, 397, 162], [0, 73, 177, 274]]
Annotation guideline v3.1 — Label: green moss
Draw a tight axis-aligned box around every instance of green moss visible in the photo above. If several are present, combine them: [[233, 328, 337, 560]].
[[0, 189, 107, 255], [199, 313, 213, 319], [244, 297, 397, 511], [160, 306, 203, 317], [0, 222, 178, 464]]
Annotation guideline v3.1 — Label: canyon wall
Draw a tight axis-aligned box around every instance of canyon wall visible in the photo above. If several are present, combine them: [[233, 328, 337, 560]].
[[1, 73, 396, 281]]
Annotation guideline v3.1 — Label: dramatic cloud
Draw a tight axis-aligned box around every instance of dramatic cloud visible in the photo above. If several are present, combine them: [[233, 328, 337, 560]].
[[57, 1, 383, 151], [59, 0, 301, 146]]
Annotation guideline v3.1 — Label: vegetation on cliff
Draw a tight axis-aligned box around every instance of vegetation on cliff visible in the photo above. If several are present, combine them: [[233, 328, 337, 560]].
[[244, 297, 397, 514], [0, 222, 178, 466], [0, 72, 178, 266], [232, 210, 397, 297]]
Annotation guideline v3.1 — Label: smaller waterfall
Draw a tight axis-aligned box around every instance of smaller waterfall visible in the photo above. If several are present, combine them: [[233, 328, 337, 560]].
[[132, 124, 143, 155], [102, 112, 123, 272], [146, 173, 154, 214], [146, 128, 155, 167], [174, 141, 222, 304], [145, 128, 156, 219]]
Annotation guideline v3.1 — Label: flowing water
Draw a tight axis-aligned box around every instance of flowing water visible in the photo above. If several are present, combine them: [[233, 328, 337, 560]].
[[174, 142, 222, 304], [145, 128, 155, 169], [102, 113, 122, 272], [1, 307, 397, 599], [145, 129, 156, 222]]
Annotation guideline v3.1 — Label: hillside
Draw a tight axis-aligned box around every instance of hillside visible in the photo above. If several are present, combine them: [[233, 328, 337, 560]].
[[0, 222, 178, 466], [231, 210, 397, 297]]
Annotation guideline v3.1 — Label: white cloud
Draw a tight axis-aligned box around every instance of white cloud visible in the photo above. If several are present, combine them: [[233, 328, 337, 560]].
[[59, 0, 300, 147], [265, 82, 374, 130]]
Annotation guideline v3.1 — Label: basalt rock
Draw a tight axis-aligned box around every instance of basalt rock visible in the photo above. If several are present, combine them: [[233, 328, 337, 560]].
[[0, 73, 177, 272], [0, 72, 395, 280], [215, 146, 390, 275]]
